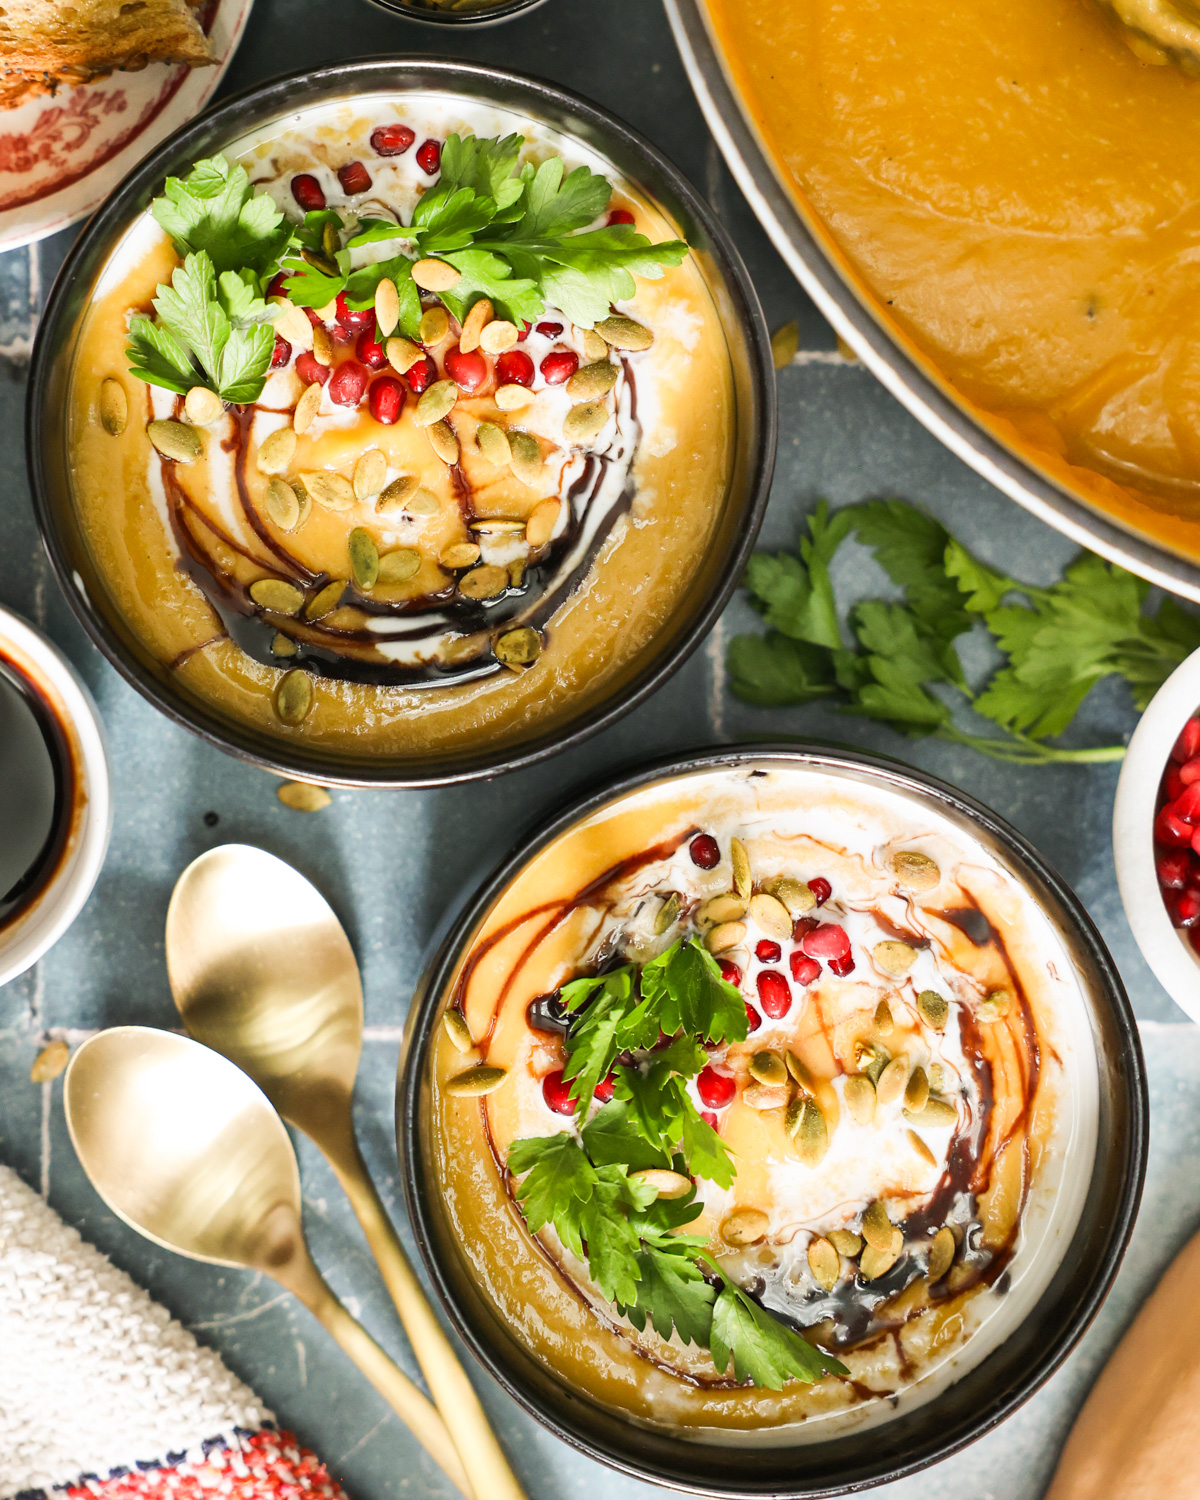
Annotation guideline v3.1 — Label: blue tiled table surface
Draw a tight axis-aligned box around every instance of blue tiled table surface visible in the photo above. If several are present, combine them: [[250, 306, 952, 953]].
[[1, 2, 1197, 1496]]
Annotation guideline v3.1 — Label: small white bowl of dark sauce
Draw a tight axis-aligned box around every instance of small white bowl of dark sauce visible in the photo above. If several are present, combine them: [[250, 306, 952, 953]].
[[0, 606, 111, 988]]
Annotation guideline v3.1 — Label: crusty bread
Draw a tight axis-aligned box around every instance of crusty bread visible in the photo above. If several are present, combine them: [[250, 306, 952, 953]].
[[0, 0, 215, 110]]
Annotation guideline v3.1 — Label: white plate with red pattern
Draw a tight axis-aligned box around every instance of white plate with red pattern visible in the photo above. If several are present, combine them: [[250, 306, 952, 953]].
[[0, 0, 255, 254]]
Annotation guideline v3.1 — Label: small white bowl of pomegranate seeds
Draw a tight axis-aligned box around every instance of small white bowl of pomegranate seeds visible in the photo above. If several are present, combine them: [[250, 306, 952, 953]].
[[1114, 651, 1200, 1021]]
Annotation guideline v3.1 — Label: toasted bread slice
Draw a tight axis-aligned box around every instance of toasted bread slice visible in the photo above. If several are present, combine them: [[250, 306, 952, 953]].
[[0, 0, 215, 109]]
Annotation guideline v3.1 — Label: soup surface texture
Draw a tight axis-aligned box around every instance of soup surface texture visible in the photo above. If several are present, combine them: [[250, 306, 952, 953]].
[[432, 765, 1098, 1437]]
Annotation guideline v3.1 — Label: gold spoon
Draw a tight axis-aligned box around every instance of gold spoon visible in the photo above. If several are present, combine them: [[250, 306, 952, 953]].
[[63, 1026, 470, 1496], [165, 844, 526, 1500]]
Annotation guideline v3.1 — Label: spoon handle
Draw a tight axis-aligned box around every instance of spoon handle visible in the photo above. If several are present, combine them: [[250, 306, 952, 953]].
[[330, 1141, 530, 1500]]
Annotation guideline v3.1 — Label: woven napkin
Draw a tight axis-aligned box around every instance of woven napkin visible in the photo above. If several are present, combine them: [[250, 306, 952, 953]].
[[0, 1164, 348, 1500]]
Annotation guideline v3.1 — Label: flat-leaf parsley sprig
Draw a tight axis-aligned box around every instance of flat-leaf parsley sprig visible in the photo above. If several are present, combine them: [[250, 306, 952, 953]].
[[727, 499, 1200, 765], [505, 937, 847, 1390]]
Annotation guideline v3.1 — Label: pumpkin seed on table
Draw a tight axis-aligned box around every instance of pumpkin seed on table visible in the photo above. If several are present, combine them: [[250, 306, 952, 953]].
[[769, 876, 815, 916], [749, 892, 792, 941], [30, 1039, 69, 1083], [445, 1064, 507, 1097], [311, 325, 334, 366], [374, 277, 400, 337], [495, 627, 540, 667], [508, 430, 543, 486], [730, 837, 751, 900], [562, 401, 609, 446], [875, 1055, 910, 1105], [905, 1065, 930, 1113], [306, 580, 345, 620], [566, 360, 618, 402], [413, 259, 460, 292], [791, 1098, 828, 1165], [377, 548, 421, 584], [147, 420, 202, 463], [377, 474, 420, 513], [705, 920, 746, 954], [459, 564, 508, 600], [301, 470, 355, 511], [475, 421, 511, 468], [353, 448, 387, 501], [479, 319, 518, 354], [721, 1208, 770, 1246], [908, 1129, 938, 1167], [459, 297, 492, 353], [415, 380, 458, 427], [808, 1236, 840, 1293], [98, 378, 128, 435], [249, 578, 304, 615], [979, 987, 1014, 1022], [654, 893, 682, 935], [349, 528, 380, 590], [890, 850, 941, 892], [908, 1096, 957, 1127], [771, 321, 799, 369], [419, 307, 451, 345], [274, 669, 313, 725], [582, 329, 608, 361], [293, 382, 322, 434], [257, 426, 297, 474], [700, 893, 746, 925], [443, 1009, 474, 1052], [427, 419, 459, 465], [828, 1229, 863, 1258], [749, 1050, 787, 1087], [595, 315, 654, 351], [440, 541, 481, 570], [873, 940, 917, 977], [496, 383, 535, 411], [277, 782, 331, 812], [264, 478, 302, 531], [927, 1226, 956, 1282], [629, 1168, 692, 1199], [843, 1074, 877, 1125], [386, 335, 424, 373]]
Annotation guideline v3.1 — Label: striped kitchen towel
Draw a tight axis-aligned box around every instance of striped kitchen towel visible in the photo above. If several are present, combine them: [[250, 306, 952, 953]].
[[0, 1165, 348, 1500]]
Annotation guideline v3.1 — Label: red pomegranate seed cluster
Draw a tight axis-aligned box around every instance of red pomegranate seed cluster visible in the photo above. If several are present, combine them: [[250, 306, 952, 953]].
[[1155, 714, 1200, 945]]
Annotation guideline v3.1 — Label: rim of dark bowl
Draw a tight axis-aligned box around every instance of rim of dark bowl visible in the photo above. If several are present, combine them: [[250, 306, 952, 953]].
[[364, 0, 551, 26], [396, 742, 1147, 1497], [27, 57, 774, 789]]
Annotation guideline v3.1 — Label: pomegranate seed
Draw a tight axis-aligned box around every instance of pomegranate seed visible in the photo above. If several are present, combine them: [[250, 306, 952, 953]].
[[1176, 785, 1200, 823], [1179, 758, 1200, 787], [607, 207, 636, 226], [303, 305, 324, 329], [535, 321, 564, 338], [335, 292, 375, 332], [540, 348, 579, 385], [1158, 850, 1191, 890], [1157, 806, 1194, 847], [295, 351, 329, 386], [495, 348, 535, 387], [1172, 717, 1200, 763], [542, 1069, 575, 1115], [444, 343, 488, 392], [404, 354, 437, 394], [702, 1111, 720, 1130], [697, 1066, 736, 1109], [356, 326, 387, 370], [718, 959, 742, 987], [744, 1002, 762, 1033], [337, 161, 372, 196], [829, 953, 856, 978], [266, 272, 290, 299], [291, 174, 325, 212], [1192, 826, 1200, 858], [594, 1073, 616, 1104], [517, 321, 532, 342], [808, 877, 832, 906], [792, 915, 819, 943], [328, 360, 368, 406], [757, 970, 792, 1019], [416, 138, 442, 175], [790, 952, 821, 985], [1176, 890, 1200, 926], [270, 334, 292, 369], [801, 923, 851, 961], [689, 833, 720, 869], [755, 939, 781, 963], [1166, 765, 1186, 801], [368, 375, 404, 425], [371, 123, 416, 156]]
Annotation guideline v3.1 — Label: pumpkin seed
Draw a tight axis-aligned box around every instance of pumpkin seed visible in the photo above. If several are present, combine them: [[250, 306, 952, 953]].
[[721, 1208, 770, 1246], [860, 1243, 900, 1281], [272, 300, 315, 349], [374, 277, 400, 337], [890, 850, 941, 892], [784, 1096, 806, 1137], [301, 247, 339, 278], [274, 669, 313, 725], [595, 314, 653, 351], [785, 1050, 814, 1090], [314, 298, 339, 322], [413, 258, 461, 292], [700, 894, 747, 925], [979, 987, 1014, 1022], [408, 488, 441, 516], [386, 335, 424, 373], [147, 419, 202, 463], [874, 999, 895, 1036], [873, 939, 917, 977], [908, 1096, 958, 1127], [828, 1229, 863, 1258], [876, 1055, 910, 1106], [908, 1129, 937, 1166], [479, 319, 518, 353], [508, 430, 543, 486], [377, 474, 420, 513], [353, 449, 387, 501], [508, 559, 526, 588], [771, 321, 799, 369], [917, 989, 949, 1030], [377, 548, 421, 584], [927, 1226, 956, 1282], [583, 329, 608, 361], [857, 1041, 889, 1085], [427, 420, 459, 465], [475, 421, 511, 468], [793, 1099, 829, 1165], [495, 627, 540, 667], [249, 578, 304, 614], [808, 1236, 840, 1292], [905, 1066, 930, 1113], [770, 877, 815, 916], [277, 782, 331, 812], [928, 1063, 945, 1092], [349, 528, 379, 590], [843, 1074, 877, 1125], [749, 1050, 787, 1087], [293, 381, 322, 434], [459, 296, 492, 353], [262, 478, 300, 531], [629, 1168, 692, 1199], [731, 837, 751, 900], [862, 1201, 894, 1252], [415, 379, 458, 427], [496, 383, 535, 410], [311, 325, 333, 366], [525, 497, 561, 548], [99, 378, 128, 435], [705, 921, 746, 953], [257, 426, 297, 474], [562, 400, 608, 445], [419, 307, 450, 345], [272, 632, 297, 658], [470, 517, 526, 536], [30, 1039, 69, 1083], [301, 470, 355, 511], [443, 1009, 474, 1052], [748, 892, 792, 940], [459, 563, 507, 600], [654, 893, 682, 935], [183, 386, 222, 426], [566, 360, 618, 402], [440, 541, 481, 570], [445, 1064, 507, 1096], [306, 580, 345, 620]]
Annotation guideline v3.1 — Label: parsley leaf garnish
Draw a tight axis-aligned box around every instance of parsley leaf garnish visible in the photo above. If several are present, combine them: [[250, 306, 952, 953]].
[[708, 1277, 846, 1390], [151, 155, 289, 275], [639, 940, 749, 1047]]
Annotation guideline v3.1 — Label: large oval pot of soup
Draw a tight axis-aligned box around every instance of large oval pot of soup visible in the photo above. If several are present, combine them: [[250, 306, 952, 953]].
[[666, 0, 1200, 602], [397, 746, 1146, 1495], [27, 59, 773, 786]]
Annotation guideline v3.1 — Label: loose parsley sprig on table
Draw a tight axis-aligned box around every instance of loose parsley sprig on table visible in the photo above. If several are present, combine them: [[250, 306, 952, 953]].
[[727, 499, 1200, 765], [505, 937, 847, 1390]]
